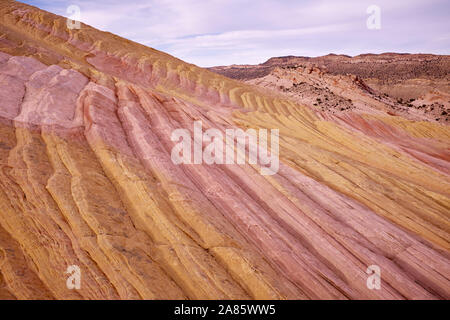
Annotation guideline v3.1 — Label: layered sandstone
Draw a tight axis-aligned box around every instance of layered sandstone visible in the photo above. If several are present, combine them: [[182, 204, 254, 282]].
[[210, 53, 450, 122], [0, 0, 449, 300]]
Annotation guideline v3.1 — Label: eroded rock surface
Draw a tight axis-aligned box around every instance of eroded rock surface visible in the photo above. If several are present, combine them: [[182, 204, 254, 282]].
[[0, 0, 449, 299]]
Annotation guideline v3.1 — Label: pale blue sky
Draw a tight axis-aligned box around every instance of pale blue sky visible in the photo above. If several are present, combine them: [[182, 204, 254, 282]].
[[21, 0, 450, 67]]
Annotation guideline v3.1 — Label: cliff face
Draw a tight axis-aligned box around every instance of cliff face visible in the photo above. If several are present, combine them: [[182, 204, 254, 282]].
[[0, 0, 449, 300]]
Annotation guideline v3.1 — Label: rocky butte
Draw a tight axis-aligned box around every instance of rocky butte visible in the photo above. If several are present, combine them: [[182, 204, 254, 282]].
[[0, 0, 449, 299]]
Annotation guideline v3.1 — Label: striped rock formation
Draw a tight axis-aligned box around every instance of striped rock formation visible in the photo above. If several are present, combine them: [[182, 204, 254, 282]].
[[0, 0, 449, 299]]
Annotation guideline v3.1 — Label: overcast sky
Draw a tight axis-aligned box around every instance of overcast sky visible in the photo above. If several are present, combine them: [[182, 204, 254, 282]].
[[22, 0, 450, 67]]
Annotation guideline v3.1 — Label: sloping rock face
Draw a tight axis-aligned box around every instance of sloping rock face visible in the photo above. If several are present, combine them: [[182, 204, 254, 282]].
[[0, 0, 449, 299]]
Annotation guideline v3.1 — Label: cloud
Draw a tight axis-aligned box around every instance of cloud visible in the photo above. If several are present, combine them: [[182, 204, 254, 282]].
[[24, 0, 450, 67]]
